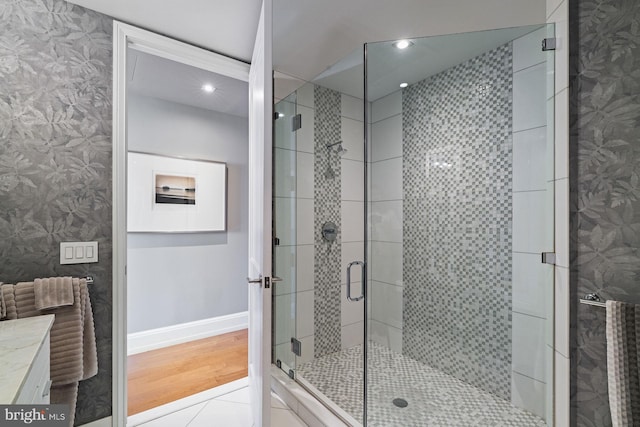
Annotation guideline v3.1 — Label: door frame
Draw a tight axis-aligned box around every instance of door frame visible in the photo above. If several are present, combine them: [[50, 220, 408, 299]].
[[112, 21, 250, 425], [247, 1, 274, 425]]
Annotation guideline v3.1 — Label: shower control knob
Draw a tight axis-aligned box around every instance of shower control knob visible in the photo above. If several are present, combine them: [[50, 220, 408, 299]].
[[322, 221, 338, 242]]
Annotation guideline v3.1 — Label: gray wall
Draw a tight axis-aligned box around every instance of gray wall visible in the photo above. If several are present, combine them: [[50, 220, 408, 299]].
[[0, 1, 113, 424], [570, 0, 640, 425], [127, 94, 248, 333]]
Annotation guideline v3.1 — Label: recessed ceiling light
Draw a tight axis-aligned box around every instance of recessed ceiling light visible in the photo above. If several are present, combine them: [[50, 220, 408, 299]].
[[202, 84, 215, 93], [400, 82, 408, 88], [393, 39, 413, 50]]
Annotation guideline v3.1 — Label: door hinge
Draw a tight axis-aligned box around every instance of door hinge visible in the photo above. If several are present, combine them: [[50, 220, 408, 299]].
[[274, 237, 280, 246], [291, 337, 302, 356], [292, 114, 302, 131], [542, 38, 556, 51], [288, 369, 295, 380], [541, 252, 557, 265]]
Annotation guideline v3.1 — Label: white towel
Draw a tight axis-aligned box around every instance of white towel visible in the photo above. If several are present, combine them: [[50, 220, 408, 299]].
[[606, 300, 640, 426]]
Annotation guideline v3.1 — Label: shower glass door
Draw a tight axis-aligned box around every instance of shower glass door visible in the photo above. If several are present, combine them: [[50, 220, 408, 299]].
[[273, 91, 299, 377], [272, 74, 367, 425], [272, 23, 556, 427], [365, 24, 556, 426]]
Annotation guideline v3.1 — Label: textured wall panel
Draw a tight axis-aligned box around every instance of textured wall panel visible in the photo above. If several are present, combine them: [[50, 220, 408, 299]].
[[402, 44, 513, 399], [0, 0, 113, 424], [570, 0, 640, 425]]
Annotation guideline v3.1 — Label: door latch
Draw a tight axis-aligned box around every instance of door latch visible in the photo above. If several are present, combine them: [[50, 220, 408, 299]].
[[542, 38, 556, 51], [541, 252, 557, 265]]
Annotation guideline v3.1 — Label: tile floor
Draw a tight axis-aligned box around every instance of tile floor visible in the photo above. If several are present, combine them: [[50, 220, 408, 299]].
[[134, 386, 307, 427], [297, 341, 547, 427], [131, 341, 548, 427]]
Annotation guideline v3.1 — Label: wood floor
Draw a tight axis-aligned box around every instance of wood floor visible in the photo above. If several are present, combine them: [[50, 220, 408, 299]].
[[127, 329, 248, 415]]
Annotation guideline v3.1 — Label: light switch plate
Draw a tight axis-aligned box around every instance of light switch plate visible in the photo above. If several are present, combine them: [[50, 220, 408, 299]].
[[60, 242, 98, 265]]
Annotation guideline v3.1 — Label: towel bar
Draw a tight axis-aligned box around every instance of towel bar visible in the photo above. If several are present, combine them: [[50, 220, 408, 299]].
[[580, 293, 606, 307]]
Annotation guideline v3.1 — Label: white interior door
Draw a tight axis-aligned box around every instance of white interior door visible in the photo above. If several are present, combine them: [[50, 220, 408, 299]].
[[248, 1, 272, 426]]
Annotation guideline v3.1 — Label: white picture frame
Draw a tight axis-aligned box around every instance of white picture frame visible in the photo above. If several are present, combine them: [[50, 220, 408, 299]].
[[127, 152, 226, 232]]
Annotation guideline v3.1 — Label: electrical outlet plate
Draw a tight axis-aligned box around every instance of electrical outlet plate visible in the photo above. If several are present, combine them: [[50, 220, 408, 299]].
[[60, 241, 98, 265]]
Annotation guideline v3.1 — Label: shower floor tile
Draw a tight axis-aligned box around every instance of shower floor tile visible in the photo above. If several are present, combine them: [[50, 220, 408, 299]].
[[297, 341, 546, 427]]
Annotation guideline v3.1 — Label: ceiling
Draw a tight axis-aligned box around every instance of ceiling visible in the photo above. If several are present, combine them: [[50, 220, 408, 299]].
[[272, 0, 544, 88], [67, 0, 546, 100], [127, 49, 249, 117], [314, 24, 544, 101], [67, 0, 262, 63]]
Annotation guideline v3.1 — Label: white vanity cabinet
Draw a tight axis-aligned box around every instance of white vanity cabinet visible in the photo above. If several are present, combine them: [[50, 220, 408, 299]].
[[0, 315, 54, 404]]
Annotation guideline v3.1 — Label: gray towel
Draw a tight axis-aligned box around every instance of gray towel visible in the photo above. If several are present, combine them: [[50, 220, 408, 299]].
[[34, 277, 74, 310], [0, 284, 16, 320], [13, 278, 97, 426], [606, 300, 640, 426], [14, 278, 97, 384], [51, 382, 78, 427], [0, 282, 4, 319]]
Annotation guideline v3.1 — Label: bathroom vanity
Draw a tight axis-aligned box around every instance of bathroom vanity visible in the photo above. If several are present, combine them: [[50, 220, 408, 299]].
[[0, 315, 54, 404]]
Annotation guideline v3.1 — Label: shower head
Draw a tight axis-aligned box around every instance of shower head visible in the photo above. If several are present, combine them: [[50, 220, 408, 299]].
[[327, 141, 348, 156]]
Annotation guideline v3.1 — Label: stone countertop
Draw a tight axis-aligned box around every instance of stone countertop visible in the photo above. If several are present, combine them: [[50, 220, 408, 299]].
[[0, 315, 54, 403]]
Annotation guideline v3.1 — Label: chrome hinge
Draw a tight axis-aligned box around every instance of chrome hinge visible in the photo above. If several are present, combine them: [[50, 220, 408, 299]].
[[288, 369, 295, 380], [291, 337, 302, 356], [542, 38, 556, 51], [292, 114, 302, 131], [541, 252, 557, 265]]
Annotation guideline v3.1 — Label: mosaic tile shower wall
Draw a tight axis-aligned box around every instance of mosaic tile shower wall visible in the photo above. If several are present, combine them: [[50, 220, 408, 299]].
[[314, 86, 343, 358], [402, 44, 514, 399]]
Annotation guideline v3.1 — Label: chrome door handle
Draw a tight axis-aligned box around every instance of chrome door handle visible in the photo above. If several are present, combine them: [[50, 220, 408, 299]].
[[346, 261, 365, 302], [247, 275, 262, 284], [272, 276, 283, 282]]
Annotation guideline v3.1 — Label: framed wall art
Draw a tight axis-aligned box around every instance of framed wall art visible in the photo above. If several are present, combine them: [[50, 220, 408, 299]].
[[127, 152, 226, 232]]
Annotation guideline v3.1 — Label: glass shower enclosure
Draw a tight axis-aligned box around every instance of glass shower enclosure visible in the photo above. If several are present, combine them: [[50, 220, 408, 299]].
[[273, 23, 556, 426]]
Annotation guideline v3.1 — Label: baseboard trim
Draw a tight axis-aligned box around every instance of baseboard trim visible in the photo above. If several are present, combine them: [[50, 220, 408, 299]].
[[78, 416, 112, 427], [127, 311, 248, 355]]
